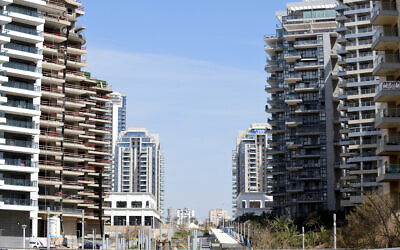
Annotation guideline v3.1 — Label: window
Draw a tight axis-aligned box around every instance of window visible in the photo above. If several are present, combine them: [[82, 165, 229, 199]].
[[114, 216, 126, 226], [249, 201, 261, 208], [242, 201, 246, 208], [116, 201, 127, 208], [146, 201, 149, 208], [131, 201, 142, 208]]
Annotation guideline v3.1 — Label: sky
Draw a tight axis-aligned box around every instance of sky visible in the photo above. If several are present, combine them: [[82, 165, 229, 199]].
[[82, 0, 288, 220]]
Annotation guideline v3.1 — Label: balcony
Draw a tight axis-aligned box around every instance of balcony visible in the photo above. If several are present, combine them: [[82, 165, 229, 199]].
[[265, 105, 284, 114], [375, 81, 400, 102], [265, 64, 283, 73], [265, 84, 284, 93], [285, 74, 302, 84], [7, 5, 44, 26], [371, 1, 398, 25], [284, 52, 301, 63], [4, 61, 42, 79], [373, 53, 400, 77], [377, 163, 400, 182], [0, 197, 37, 210], [5, 24, 43, 43], [377, 135, 400, 155], [372, 27, 400, 51], [376, 108, 400, 128]]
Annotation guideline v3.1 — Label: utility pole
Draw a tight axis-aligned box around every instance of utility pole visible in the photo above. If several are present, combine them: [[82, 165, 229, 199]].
[[302, 226, 305, 250], [92, 228, 95, 250], [47, 207, 50, 250], [82, 210, 85, 249], [333, 213, 337, 249]]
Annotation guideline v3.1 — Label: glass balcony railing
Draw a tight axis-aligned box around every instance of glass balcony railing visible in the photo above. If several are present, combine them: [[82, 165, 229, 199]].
[[5, 100, 39, 110], [4, 62, 41, 73], [3, 81, 39, 92], [4, 43, 42, 55], [372, 1, 397, 21], [2, 177, 37, 187], [5, 119, 38, 129], [0, 197, 37, 206], [7, 5, 43, 18], [3, 158, 36, 167], [5, 24, 43, 36], [379, 163, 400, 176], [5, 138, 38, 148], [374, 53, 400, 67]]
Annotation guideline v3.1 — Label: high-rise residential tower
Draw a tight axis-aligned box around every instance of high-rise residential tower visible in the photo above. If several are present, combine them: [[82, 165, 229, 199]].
[[115, 127, 164, 213], [370, 0, 400, 203], [109, 92, 126, 192], [232, 123, 269, 215], [0, 0, 44, 241], [334, 0, 381, 209], [264, 0, 338, 217], [38, 0, 112, 245]]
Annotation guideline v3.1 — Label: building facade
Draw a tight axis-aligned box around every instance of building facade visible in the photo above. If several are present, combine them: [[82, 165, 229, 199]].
[[208, 208, 229, 226], [104, 192, 161, 228], [37, 0, 113, 244], [235, 192, 273, 218], [0, 0, 44, 242], [232, 123, 269, 215], [334, 0, 381, 210], [109, 92, 126, 192], [265, 0, 338, 217], [176, 208, 195, 226], [115, 127, 164, 214], [371, 0, 400, 203]]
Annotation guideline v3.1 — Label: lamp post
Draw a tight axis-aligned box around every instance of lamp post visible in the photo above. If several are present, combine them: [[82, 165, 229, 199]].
[[22, 224, 27, 249]]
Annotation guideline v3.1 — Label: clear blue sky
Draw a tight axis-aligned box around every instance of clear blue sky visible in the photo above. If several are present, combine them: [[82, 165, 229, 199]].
[[82, 0, 287, 220]]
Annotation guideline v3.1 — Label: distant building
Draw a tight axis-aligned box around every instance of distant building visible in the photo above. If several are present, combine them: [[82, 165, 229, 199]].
[[176, 208, 195, 226], [109, 92, 127, 192], [167, 207, 174, 224], [115, 127, 164, 213], [208, 209, 229, 226], [235, 192, 273, 218], [232, 123, 270, 215], [104, 192, 161, 228]]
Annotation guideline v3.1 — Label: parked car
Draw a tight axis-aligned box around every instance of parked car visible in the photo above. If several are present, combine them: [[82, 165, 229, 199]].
[[80, 241, 101, 249]]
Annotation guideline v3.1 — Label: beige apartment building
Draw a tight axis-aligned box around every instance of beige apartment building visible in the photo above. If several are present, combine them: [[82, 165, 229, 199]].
[[38, 0, 112, 246], [371, 0, 400, 203]]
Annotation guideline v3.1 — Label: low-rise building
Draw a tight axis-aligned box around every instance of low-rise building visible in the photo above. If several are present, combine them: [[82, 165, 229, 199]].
[[104, 192, 161, 229], [235, 192, 272, 218]]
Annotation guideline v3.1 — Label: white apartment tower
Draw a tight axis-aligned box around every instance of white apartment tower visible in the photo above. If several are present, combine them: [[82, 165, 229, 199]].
[[115, 127, 164, 213], [109, 92, 126, 192], [232, 123, 269, 215], [0, 0, 44, 242]]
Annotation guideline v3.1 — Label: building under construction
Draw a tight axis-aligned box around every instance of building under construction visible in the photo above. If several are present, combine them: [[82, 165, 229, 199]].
[[38, 0, 112, 246]]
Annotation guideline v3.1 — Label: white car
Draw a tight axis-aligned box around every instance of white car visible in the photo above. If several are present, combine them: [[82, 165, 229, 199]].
[[29, 238, 53, 248]]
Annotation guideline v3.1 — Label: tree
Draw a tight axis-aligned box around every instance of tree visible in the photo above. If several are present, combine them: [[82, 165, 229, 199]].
[[338, 194, 400, 248]]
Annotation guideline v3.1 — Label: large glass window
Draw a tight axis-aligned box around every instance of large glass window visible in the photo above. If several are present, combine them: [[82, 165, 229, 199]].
[[114, 216, 126, 226], [131, 201, 142, 208]]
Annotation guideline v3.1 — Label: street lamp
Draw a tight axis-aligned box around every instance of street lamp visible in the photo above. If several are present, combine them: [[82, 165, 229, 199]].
[[21, 224, 27, 249]]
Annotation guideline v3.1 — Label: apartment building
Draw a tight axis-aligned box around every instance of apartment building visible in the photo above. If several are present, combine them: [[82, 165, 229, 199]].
[[176, 208, 195, 226], [232, 123, 269, 216], [0, 0, 44, 242], [115, 127, 164, 214], [264, 0, 338, 217], [37, 0, 112, 246], [371, 0, 400, 203], [333, 0, 381, 210], [109, 92, 126, 192], [208, 208, 229, 226]]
